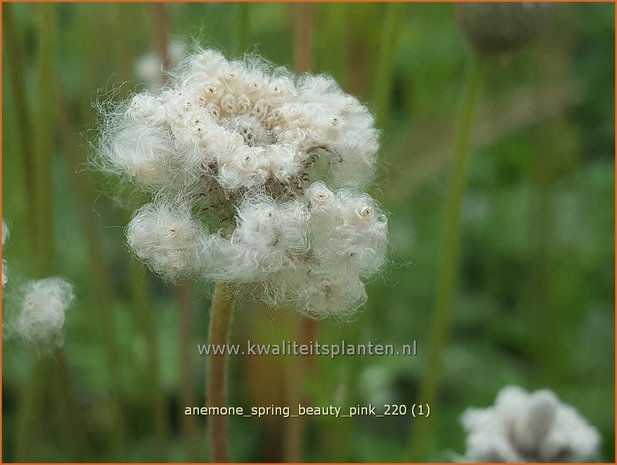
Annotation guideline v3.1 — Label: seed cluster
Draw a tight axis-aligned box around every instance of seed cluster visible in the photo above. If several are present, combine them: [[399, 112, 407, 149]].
[[100, 48, 388, 318], [461, 386, 600, 462], [16, 278, 75, 347]]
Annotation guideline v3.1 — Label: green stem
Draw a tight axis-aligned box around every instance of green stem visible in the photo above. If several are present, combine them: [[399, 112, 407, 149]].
[[16, 7, 75, 462], [408, 56, 485, 461], [372, 3, 401, 126], [55, 84, 126, 460], [129, 261, 169, 457], [236, 3, 250, 55], [112, 4, 169, 454], [207, 283, 234, 462], [112, 3, 133, 99], [3, 4, 37, 251], [34, 3, 56, 276], [283, 317, 318, 462]]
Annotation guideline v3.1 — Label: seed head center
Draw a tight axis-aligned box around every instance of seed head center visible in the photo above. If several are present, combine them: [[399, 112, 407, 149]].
[[223, 114, 273, 147]]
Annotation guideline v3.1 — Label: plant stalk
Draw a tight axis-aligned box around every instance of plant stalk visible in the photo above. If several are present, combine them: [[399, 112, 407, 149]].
[[3, 4, 37, 251], [178, 283, 199, 460], [408, 56, 485, 461], [373, 3, 402, 126], [207, 283, 234, 462], [236, 3, 250, 55]]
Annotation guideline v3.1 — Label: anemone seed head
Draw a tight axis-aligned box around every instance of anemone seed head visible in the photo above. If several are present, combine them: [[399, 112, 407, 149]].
[[16, 277, 75, 347], [99, 48, 388, 317], [460, 385, 601, 462]]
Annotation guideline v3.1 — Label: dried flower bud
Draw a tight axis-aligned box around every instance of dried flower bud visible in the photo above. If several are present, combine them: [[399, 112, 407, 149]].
[[456, 3, 552, 56]]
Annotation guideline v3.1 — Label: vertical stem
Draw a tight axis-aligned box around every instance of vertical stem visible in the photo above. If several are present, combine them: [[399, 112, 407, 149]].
[[151, 3, 172, 85], [292, 3, 315, 74], [55, 84, 126, 459], [114, 4, 169, 453], [112, 3, 133, 99], [236, 3, 250, 55], [408, 56, 485, 461], [283, 317, 318, 462], [372, 3, 402, 126], [34, 3, 56, 276], [207, 283, 234, 462], [15, 356, 46, 461], [15, 6, 65, 461], [52, 349, 89, 460], [281, 6, 319, 461], [3, 4, 36, 250], [528, 39, 575, 384], [16, 9, 86, 461], [178, 283, 199, 460], [129, 262, 169, 456]]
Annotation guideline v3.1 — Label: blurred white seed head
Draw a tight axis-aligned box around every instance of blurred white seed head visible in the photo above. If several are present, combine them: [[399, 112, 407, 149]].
[[2, 219, 8, 287], [16, 277, 75, 347], [135, 40, 188, 86], [99, 48, 388, 317], [460, 385, 601, 462]]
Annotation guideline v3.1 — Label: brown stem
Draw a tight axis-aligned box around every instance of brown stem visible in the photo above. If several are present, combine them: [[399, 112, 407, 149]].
[[177, 282, 199, 460], [283, 317, 319, 461], [151, 3, 172, 85], [292, 3, 316, 74], [207, 283, 234, 462]]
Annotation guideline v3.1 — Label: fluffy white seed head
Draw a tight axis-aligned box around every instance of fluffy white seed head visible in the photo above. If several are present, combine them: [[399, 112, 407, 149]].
[[460, 385, 601, 462], [99, 48, 388, 317], [16, 277, 75, 347]]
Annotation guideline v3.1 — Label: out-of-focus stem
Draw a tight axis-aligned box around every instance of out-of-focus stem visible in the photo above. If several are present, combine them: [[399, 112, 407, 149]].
[[373, 3, 401, 126], [292, 3, 315, 74], [282, 6, 319, 461], [408, 56, 485, 461], [3, 4, 36, 249], [129, 262, 169, 456], [283, 317, 319, 462], [177, 282, 199, 460], [207, 283, 234, 462], [17, 6, 85, 461], [34, 3, 56, 276], [236, 3, 250, 55], [112, 3, 133, 99], [151, 3, 172, 85], [55, 84, 126, 459], [110, 4, 168, 453]]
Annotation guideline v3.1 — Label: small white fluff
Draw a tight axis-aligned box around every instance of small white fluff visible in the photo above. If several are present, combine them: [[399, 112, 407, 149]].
[[135, 40, 188, 86], [460, 385, 601, 462], [127, 202, 206, 282], [16, 277, 75, 346], [2, 219, 8, 287], [99, 48, 388, 317]]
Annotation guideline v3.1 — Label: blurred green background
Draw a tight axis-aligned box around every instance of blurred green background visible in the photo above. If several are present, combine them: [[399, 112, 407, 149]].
[[2, 2, 614, 462]]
